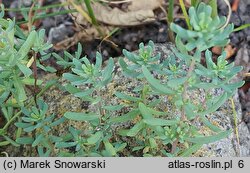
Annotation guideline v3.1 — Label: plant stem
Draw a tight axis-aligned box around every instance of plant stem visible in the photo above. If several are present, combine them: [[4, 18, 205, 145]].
[[84, 0, 97, 26], [171, 139, 178, 154], [28, 0, 36, 32], [181, 57, 196, 120], [233, 23, 250, 32], [167, 0, 174, 23], [191, 0, 200, 7], [220, 0, 232, 29], [17, 9, 77, 25], [171, 57, 196, 154], [68, 0, 92, 22], [230, 97, 240, 156], [191, 0, 196, 6], [32, 52, 38, 108], [179, 0, 192, 30], [209, 0, 218, 18], [84, 0, 105, 37], [167, 0, 175, 43], [97, 90, 105, 117], [2, 80, 57, 131]]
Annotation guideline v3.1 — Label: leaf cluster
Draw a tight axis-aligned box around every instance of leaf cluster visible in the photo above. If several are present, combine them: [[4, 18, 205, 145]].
[[171, 2, 234, 51]]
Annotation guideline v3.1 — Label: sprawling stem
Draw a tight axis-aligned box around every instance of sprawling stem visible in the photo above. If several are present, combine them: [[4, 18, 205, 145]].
[[2, 80, 58, 131], [96, 90, 105, 118], [171, 139, 178, 154], [181, 57, 196, 120], [171, 57, 196, 154]]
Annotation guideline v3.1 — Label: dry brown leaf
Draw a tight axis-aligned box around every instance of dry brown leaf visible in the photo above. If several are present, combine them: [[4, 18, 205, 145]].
[[225, 44, 237, 59], [61, 0, 157, 26], [57, 0, 161, 48], [128, 0, 163, 11], [211, 46, 222, 55], [212, 45, 237, 59], [85, 2, 156, 26]]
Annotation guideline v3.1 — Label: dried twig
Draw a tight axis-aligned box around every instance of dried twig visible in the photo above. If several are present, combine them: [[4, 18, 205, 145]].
[[221, 0, 232, 29], [28, 1, 36, 32], [244, 73, 250, 77]]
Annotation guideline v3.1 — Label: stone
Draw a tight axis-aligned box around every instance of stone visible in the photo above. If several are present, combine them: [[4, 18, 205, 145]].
[[2, 43, 250, 156], [152, 44, 250, 157], [43, 43, 250, 156], [198, 92, 250, 156], [47, 23, 74, 44]]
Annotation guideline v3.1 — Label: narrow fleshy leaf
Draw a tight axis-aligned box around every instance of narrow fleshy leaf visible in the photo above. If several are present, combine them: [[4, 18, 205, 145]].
[[180, 144, 202, 156], [87, 131, 103, 145], [142, 66, 174, 95], [103, 140, 116, 156], [143, 118, 178, 126], [64, 112, 99, 121], [16, 137, 34, 144], [184, 130, 231, 144], [127, 121, 145, 137]]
